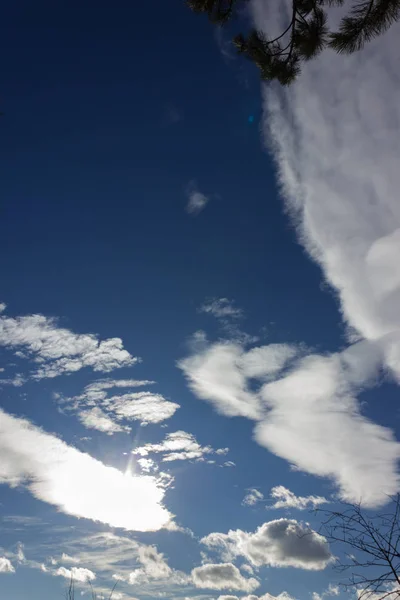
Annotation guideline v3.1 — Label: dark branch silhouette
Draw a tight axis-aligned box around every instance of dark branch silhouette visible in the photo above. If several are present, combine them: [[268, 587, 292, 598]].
[[320, 495, 400, 600], [187, 0, 400, 84]]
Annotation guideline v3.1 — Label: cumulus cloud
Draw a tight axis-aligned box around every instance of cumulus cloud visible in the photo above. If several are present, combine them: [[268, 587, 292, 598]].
[[0, 557, 15, 573], [133, 430, 228, 463], [200, 298, 243, 320], [127, 545, 188, 586], [191, 563, 259, 592], [201, 519, 333, 570], [185, 181, 210, 215], [181, 336, 400, 505], [0, 308, 137, 380], [269, 486, 328, 510], [0, 408, 173, 531], [242, 489, 264, 506], [56, 566, 95, 583], [58, 379, 179, 433]]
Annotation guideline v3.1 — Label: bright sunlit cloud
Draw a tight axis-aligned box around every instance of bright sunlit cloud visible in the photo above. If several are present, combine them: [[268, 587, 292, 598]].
[[0, 409, 174, 531], [0, 557, 15, 573]]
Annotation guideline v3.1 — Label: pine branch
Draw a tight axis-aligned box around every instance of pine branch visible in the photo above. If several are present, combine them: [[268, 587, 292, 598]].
[[330, 0, 400, 53]]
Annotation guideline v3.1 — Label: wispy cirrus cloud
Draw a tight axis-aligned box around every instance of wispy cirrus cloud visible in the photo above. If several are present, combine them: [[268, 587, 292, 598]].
[[24, 532, 190, 598], [200, 298, 243, 320], [0, 408, 174, 531], [133, 430, 229, 464], [0, 306, 138, 381], [269, 486, 328, 511], [185, 181, 210, 215], [202, 519, 332, 571]]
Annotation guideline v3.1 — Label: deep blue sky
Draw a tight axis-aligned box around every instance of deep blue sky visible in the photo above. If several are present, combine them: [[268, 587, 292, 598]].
[[1, 2, 398, 600]]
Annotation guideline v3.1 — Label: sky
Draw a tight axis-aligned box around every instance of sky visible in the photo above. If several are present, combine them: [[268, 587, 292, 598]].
[[1, 1, 400, 599]]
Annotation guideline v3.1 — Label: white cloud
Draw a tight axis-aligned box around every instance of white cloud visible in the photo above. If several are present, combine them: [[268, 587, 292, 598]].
[[179, 342, 263, 419], [0, 557, 15, 573], [0, 309, 137, 379], [248, 0, 400, 500], [218, 594, 296, 600], [181, 337, 400, 506], [255, 345, 400, 507], [78, 407, 129, 435], [53, 532, 188, 593], [56, 566, 95, 583], [242, 489, 264, 506], [133, 430, 229, 463], [108, 392, 179, 424], [179, 339, 299, 419], [137, 457, 158, 473], [16, 543, 25, 562], [0, 303, 6, 313], [269, 486, 328, 510], [0, 408, 173, 531], [186, 181, 210, 215], [191, 563, 259, 592], [61, 554, 80, 564], [80, 379, 155, 401], [201, 519, 333, 570], [59, 379, 180, 433], [241, 564, 255, 575], [128, 545, 175, 585], [0, 374, 25, 387], [312, 584, 340, 600], [255, 7, 400, 381], [239, 345, 299, 380], [200, 298, 243, 320]]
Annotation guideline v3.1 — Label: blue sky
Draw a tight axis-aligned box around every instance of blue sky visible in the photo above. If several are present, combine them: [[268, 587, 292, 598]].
[[1, 1, 400, 600]]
